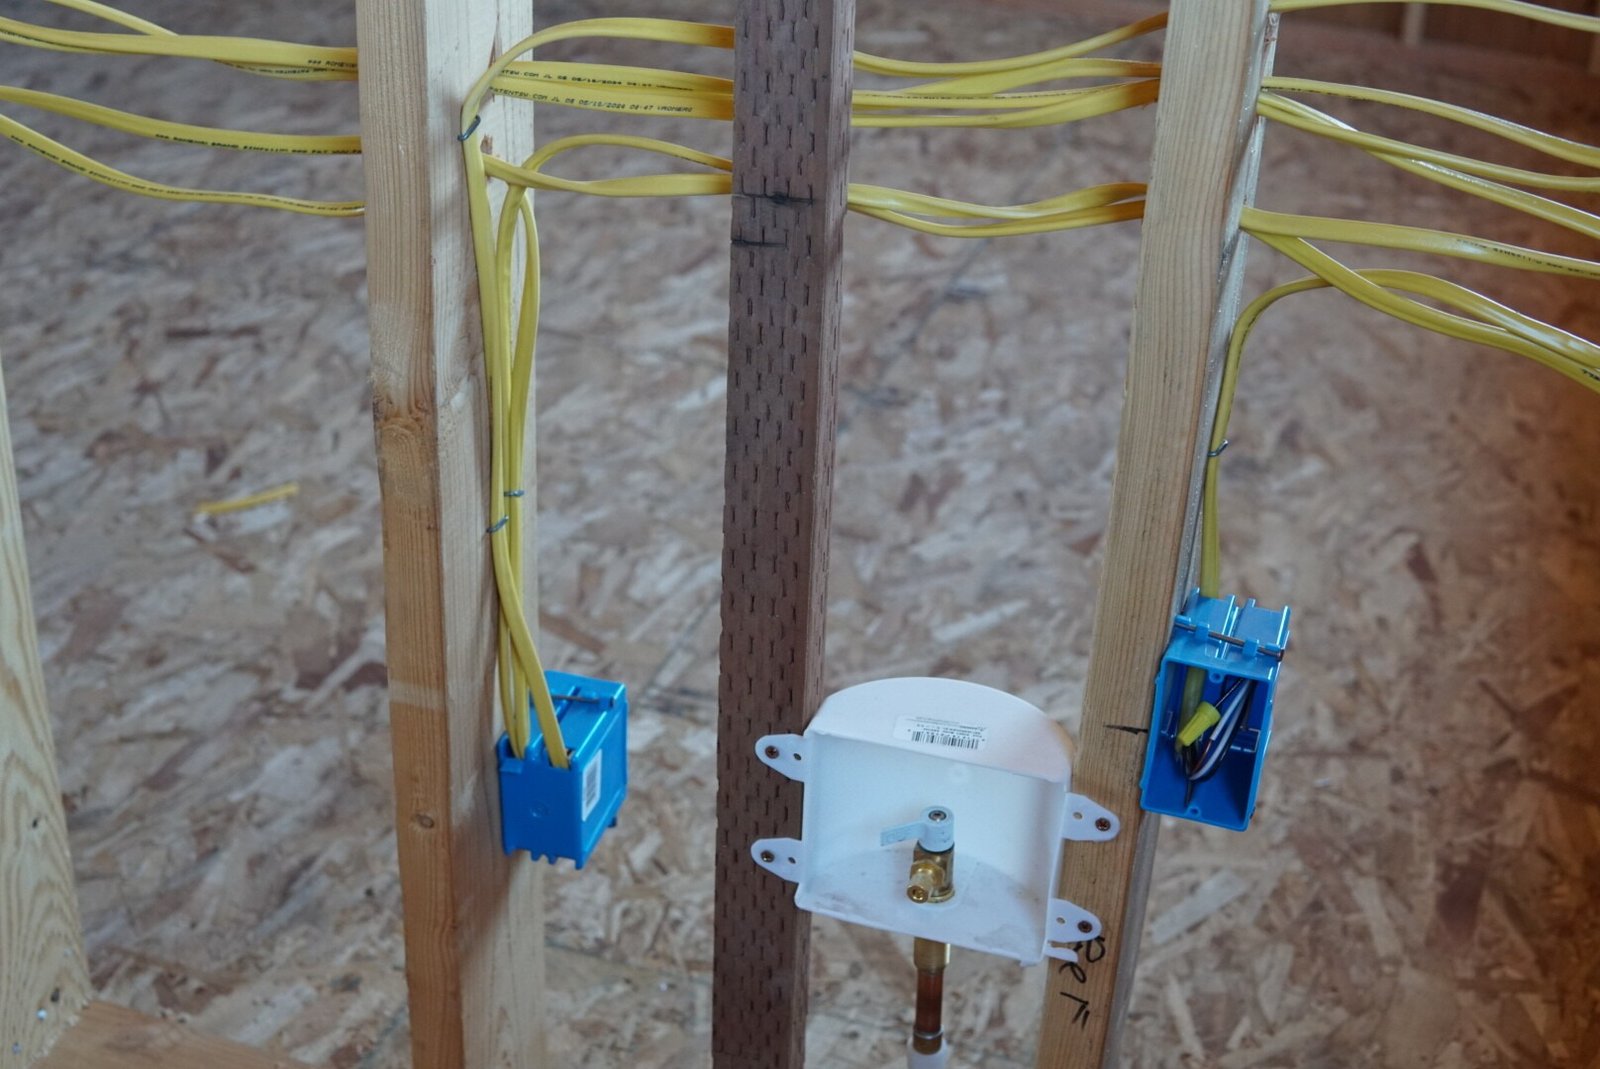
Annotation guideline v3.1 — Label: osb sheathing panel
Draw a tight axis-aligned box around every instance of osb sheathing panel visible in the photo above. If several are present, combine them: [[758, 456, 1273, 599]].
[[0, 0, 1597, 1066]]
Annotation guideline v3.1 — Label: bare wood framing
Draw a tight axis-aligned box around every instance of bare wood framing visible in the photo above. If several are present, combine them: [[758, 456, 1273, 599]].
[[711, 0, 856, 1065], [35, 1003, 309, 1069], [1035, 4, 1275, 1067], [1, 360, 88, 1069], [1591, 0, 1600, 75], [1402, 5, 1428, 47], [355, 2, 545, 1067]]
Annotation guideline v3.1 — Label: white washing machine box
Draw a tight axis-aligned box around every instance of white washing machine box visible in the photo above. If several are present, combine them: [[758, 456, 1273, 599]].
[[751, 677, 1120, 965]]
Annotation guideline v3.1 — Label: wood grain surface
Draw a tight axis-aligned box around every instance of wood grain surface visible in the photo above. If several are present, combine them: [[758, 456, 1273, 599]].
[[2, 0, 1597, 1065], [712, 0, 856, 1065], [36, 1002, 309, 1069], [0, 359, 87, 1069], [354, 1, 545, 1066], [1034, 4, 1275, 1067]]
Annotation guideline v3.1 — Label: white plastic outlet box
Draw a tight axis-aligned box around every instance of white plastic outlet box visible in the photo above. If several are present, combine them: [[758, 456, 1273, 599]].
[[751, 677, 1119, 965]]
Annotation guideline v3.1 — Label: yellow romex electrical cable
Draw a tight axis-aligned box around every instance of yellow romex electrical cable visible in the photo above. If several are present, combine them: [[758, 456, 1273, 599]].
[[455, 13, 1167, 758], [1, 1, 1166, 762], [1197, 0, 1599, 601], [10, 0, 1599, 764]]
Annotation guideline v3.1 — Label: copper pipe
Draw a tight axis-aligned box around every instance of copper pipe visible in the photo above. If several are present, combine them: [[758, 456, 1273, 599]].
[[911, 938, 950, 1055]]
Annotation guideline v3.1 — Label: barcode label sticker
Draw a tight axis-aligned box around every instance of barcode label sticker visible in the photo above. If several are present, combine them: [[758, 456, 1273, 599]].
[[893, 716, 988, 752], [581, 750, 604, 820]]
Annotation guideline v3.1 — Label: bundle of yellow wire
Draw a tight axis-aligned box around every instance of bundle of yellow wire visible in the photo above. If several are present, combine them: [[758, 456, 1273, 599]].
[[0, 6, 1165, 224], [0, 0, 362, 214], [9, 0, 1598, 765], [1160, 0, 1600, 751], [455, 14, 1168, 760], [1, 0, 1169, 762], [1196, 3, 1600, 602]]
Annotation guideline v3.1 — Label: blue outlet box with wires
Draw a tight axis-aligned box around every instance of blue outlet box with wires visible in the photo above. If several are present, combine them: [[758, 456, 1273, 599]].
[[497, 670, 628, 867], [1140, 591, 1290, 831]]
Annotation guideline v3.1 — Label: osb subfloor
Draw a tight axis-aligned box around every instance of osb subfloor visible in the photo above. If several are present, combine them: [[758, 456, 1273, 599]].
[[3, 0, 1598, 1066]]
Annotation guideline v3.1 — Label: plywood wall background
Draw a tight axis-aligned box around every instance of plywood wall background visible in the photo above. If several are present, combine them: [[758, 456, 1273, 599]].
[[0, 0, 1597, 1066], [1311, 0, 1600, 66]]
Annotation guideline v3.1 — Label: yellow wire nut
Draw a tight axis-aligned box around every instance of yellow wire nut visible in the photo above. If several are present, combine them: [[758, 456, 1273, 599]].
[[1176, 702, 1222, 749]]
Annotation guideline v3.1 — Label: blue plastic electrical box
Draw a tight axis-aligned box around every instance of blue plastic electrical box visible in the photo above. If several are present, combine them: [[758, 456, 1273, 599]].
[[1140, 591, 1290, 831], [497, 670, 628, 867]]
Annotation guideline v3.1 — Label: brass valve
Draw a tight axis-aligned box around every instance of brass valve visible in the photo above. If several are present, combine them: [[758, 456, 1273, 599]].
[[881, 805, 956, 905], [907, 847, 954, 904]]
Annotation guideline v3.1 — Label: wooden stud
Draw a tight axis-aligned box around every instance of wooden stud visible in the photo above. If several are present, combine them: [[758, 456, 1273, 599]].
[[1034, 4, 1275, 1067], [35, 1003, 308, 1069], [1591, 1, 1600, 76], [354, 2, 545, 1067], [712, 1, 856, 1066], [0, 360, 88, 1069], [1402, 5, 1428, 47]]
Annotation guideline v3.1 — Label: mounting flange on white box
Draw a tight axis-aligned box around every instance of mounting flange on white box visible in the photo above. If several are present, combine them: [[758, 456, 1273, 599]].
[[750, 677, 1119, 965]]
